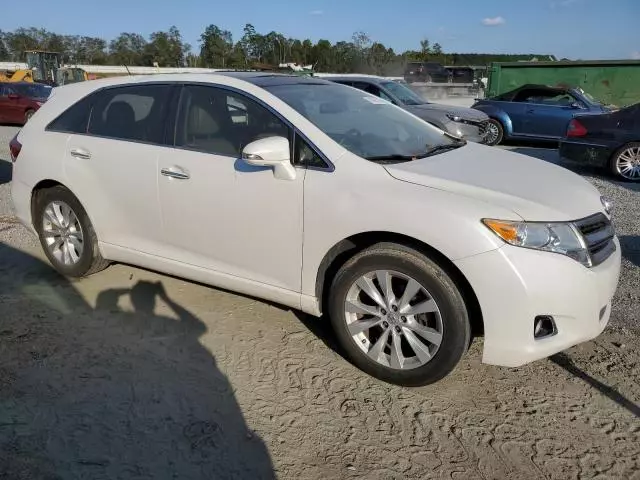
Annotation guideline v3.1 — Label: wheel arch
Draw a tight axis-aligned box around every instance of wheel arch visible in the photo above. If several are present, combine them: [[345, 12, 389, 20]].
[[473, 104, 513, 137], [315, 231, 484, 336], [30, 179, 100, 238]]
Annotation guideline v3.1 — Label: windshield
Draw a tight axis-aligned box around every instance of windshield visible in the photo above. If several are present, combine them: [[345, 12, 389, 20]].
[[381, 81, 427, 106], [13, 83, 52, 99], [267, 83, 455, 161], [575, 87, 603, 106]]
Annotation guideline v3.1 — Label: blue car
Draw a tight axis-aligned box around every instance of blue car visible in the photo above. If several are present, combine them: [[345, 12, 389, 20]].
[[472, 84, 612, 145]]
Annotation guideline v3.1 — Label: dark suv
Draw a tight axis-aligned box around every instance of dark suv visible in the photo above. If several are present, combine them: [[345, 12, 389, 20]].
[[404, 62, 450, 83]]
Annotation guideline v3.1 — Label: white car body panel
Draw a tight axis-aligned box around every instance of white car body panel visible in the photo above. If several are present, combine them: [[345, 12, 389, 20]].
[[10, 73, 621, 370]]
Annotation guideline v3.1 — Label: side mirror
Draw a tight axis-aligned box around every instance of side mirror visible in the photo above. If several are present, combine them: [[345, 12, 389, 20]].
[[7, 94, 19, 100], [241, 136, 296, 181]]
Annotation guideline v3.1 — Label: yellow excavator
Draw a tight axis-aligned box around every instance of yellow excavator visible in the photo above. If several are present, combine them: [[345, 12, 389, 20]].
[[0, 51, 88, 86]]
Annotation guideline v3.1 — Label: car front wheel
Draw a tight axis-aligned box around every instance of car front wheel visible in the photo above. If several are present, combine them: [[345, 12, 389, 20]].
[[34, 186, 109, 277], [328, 243, 471, 386], [484, 119, 504, 146]]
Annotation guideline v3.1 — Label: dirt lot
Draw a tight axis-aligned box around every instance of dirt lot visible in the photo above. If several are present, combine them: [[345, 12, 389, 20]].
[[1, 125, 639, 479]]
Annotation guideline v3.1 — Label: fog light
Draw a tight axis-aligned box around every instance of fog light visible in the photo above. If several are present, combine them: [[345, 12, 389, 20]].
[[534, 316, 557, 339]]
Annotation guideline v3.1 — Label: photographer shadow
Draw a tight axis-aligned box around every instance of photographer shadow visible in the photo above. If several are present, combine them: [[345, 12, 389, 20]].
[[0, 243, 274, 479]]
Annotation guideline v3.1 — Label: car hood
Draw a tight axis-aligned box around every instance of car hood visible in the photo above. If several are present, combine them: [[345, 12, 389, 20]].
[[407, 103, 488, 122], [384, 143, 603, 221]]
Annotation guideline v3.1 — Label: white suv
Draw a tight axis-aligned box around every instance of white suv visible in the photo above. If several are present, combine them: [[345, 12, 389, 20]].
[[10, 73, 621, 386]]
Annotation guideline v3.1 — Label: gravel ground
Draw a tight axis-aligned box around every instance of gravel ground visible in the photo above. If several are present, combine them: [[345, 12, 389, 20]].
[[1, 126, 639, 479]]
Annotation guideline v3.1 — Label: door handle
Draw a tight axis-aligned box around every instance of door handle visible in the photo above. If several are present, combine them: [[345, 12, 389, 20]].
[[160, 166, 190, 180], [70, 148, 91, 159], [526, 108, 535, 113]]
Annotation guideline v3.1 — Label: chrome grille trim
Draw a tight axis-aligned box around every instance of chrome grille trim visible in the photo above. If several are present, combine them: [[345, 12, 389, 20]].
[[573, 213, 616, 267]]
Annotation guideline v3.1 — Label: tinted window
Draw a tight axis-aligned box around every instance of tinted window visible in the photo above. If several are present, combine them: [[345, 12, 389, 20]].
[[0, 85, 14, 96], [47, 96, 92, 134], [87, 85, 171, 144], [295, 135, 328, 169], [174, 85, 291, 157]]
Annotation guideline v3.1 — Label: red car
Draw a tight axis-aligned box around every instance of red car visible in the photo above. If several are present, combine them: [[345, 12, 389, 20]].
[[0, 82, 52, 125]]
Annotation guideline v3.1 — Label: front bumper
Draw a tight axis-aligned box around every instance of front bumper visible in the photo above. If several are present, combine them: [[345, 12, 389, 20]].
[[445, 120, 487, 143], [455, 238, 621, 367]]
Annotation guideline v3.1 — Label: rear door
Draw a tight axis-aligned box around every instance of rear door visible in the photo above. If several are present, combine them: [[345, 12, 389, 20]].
[[61, 84, 175, 255], [0, 85, 22, 123], [0, 85, 8, 122]]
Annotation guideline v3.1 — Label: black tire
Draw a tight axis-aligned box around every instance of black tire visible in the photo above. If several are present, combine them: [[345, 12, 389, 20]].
[[24, 109, 35, 123], [484, 118, 504, 146], [34, 185, 109, 277], [328, 243, 471, 387], [609, 142, 640, 182]]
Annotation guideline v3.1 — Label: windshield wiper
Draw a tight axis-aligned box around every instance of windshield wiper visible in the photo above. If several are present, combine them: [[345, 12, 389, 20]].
[[365, 154, 418, 163], [366, 138, 467, 163], [422, 139, 467, 157]]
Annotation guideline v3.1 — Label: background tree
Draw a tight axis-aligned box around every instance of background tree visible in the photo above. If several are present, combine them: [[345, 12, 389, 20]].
[[0, 24, 551, 70], [109, 33, 147, 65], [200, 25, 233, 68]]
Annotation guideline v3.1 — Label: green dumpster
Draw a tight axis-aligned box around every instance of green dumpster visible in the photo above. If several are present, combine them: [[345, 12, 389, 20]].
[[486, 60, 640, 107]]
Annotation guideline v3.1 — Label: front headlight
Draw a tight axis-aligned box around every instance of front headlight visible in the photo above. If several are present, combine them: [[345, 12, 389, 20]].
[[482, 219, 589, 266], [446, 113, 462, 122]]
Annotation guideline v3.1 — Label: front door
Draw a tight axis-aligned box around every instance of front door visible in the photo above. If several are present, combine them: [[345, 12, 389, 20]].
[[157, 84, 305, 292], [522, 92, 581, 138], [62, 83, 173, 256]]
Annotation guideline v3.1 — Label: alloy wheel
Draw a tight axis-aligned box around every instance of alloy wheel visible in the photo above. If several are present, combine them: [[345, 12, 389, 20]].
[[344, 270, 443, 370], [485, 121, 500, 145], [42, 200, 85, 265], [615, 146, 640, 180]]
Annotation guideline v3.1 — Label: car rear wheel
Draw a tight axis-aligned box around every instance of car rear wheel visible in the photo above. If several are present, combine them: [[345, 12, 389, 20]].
[[34, 186, 109, 277], [24, 109, 35, 123], [484, 119, 504, 146], [610, 142, 640, 181], [328, 243, 471, 386]]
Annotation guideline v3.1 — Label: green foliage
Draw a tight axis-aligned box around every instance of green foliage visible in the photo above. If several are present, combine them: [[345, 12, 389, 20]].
[[0, 26, 551, 71]]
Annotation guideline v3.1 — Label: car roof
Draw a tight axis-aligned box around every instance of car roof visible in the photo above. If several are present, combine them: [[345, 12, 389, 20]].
[[215, 71, 330, 87], [318, 74, 386, 84]]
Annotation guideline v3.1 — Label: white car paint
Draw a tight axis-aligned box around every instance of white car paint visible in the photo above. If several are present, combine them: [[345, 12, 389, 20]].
[[11, 74, 621, 370]]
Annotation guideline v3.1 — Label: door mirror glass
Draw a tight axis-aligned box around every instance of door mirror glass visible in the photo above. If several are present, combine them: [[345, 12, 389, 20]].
[[242, 136, 296, 180]]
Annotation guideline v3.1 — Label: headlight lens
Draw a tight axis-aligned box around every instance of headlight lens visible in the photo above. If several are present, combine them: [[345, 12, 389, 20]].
[[446, 113, 462, 122], [600, 195, 613, 215], [483, 219, 590, 266]]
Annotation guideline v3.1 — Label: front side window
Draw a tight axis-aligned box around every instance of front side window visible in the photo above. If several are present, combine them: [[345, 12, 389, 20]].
[[267, 83, 458, 161], [88, 85, 171, 144], [294, 135, 328, 169], [174, 85, 291, 157]]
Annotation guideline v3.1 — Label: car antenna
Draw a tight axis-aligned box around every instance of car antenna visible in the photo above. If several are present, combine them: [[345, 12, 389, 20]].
[[123, 64, 132, 76]]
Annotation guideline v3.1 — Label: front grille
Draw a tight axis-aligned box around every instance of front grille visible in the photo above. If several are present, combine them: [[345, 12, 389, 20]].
[[573, 213, 616, 267]]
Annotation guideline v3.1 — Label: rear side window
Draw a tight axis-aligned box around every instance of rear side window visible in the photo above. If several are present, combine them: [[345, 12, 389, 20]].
[[87, 85, 171, 144], [47, 97, 92, 134]]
